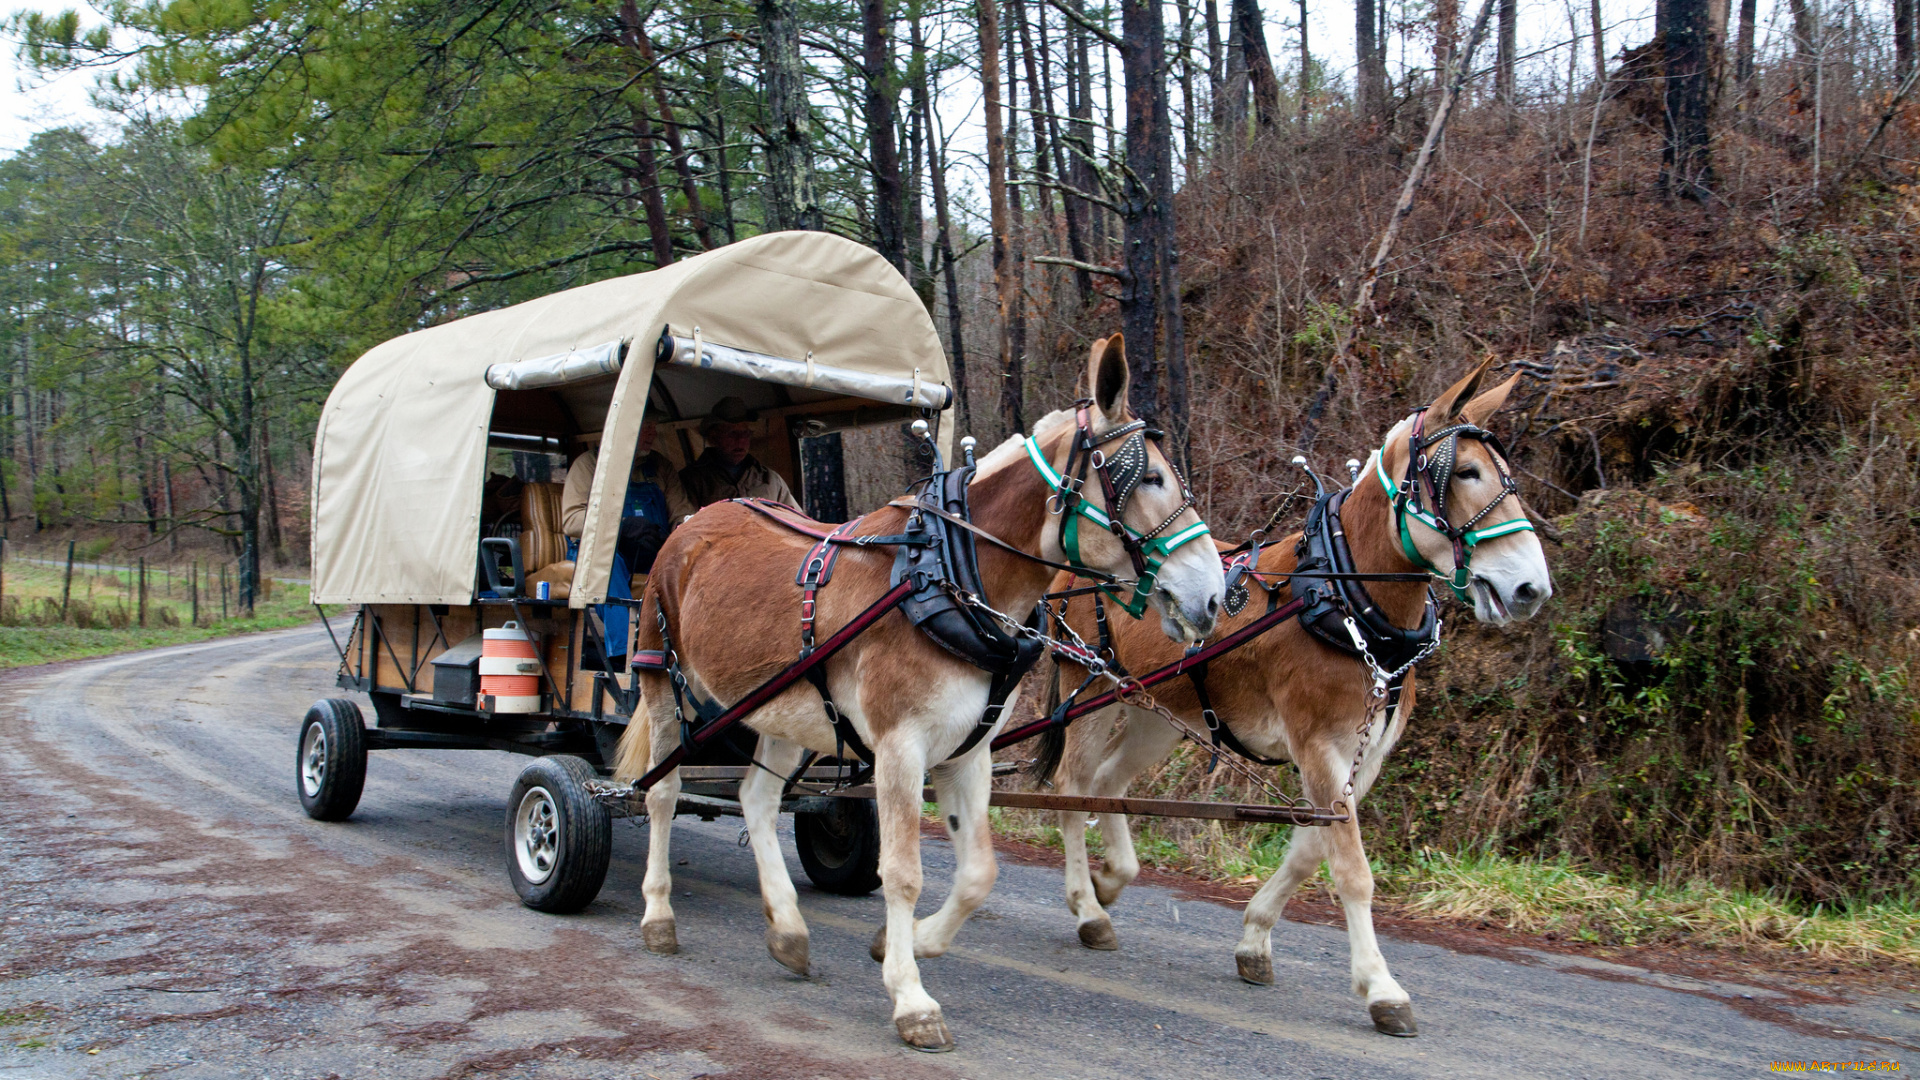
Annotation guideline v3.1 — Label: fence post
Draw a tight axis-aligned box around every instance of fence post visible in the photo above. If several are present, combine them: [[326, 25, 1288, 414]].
[[138, 557, 147, 628], [60, 540, 75, 622], [220, 563, 229, 621]]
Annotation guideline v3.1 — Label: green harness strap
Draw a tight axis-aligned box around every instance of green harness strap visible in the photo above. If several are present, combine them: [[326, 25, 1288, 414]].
[[1372, 449, 1535, 603], [1025, 436, 1212, 617]]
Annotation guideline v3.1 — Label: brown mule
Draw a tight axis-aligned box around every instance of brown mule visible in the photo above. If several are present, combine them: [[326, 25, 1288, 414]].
[[1033, 360, 1553, 1038], [614, 335, 1226, 1051]]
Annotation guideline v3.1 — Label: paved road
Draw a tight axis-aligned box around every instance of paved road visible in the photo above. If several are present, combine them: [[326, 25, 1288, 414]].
[[0, 627, 1912, 1079]]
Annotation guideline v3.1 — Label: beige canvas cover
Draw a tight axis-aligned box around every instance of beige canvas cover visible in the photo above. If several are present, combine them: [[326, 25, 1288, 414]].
[[311, 231, 951, 606]]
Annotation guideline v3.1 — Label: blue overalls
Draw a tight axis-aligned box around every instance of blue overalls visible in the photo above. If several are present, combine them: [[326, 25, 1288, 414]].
[[569, 462, 670, 664]]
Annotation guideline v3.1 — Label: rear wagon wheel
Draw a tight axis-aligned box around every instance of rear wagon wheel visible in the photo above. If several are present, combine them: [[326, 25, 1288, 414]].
[[795, 797, 883, 896], [296, 699, 368, 821], [504, 756, 612, 913]]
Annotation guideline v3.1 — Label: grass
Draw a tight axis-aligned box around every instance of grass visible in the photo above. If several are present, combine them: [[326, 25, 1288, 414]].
[[1390, 849, 1920, 966], [982, 807, 1920, 968], [0, 554, 315, 668]]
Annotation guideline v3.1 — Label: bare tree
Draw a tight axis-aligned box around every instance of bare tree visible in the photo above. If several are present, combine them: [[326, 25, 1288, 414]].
[[1357, 0, 1386, 119], [1663, 0, 1716, 199], [976, 0, 1020, 431], [1235, 0, 1281, 127]]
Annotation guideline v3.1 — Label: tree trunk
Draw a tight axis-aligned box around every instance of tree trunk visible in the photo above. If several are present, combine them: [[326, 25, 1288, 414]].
[[1068, 0, 1101, 264], [1039, 4, 1094, 305], [1435, 0, 1458, 96], [619, 0, 675, 266], [919, 15, 972, 433], [1496, 0, 1516, 111], [1235, 0, 1281, 127], [1206, 0, 1226, 135], [1003, 0, 1028, 431], [1298, 0, 1310, 126], [1122, 0, 1163, 420], [760, 0, 822, 231], [1176, 0, 1198, 174], [1223, 0, 1248, 139], [1357, 0, 1385, 120], [634, 29, 715, 251], [1153, 10, 1189, 459], [1017, 0, 1056, 227], [1734, 0, 1756, 88], [1662, 0, 1715, 200], [1897, 0, 1915, 81], [1787, 0, 1815, 98], [864, 0, 906, 270], [977, 0, 1020, 433], [1593, 0, 1608, 85], [906, 9, 929, 293]]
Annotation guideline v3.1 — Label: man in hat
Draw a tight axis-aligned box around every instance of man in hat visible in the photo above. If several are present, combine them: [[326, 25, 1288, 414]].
[[678, 396, 800, 509], [561, 419, 694, 566], [559, 419, 692, 668]]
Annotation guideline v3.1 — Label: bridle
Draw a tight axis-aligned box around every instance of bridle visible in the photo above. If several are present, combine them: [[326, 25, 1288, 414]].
[[1024, 400, 1212, 617], [1373, 407, 1535, 604]]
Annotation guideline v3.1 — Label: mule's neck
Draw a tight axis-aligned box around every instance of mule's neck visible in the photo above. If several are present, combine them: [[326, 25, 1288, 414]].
[[1337, 459, 1432, 630], [961, 435, 1062, 618]]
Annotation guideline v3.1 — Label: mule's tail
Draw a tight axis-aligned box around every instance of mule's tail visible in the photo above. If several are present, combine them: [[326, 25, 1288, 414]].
[[1025, 659, 1067, 786]]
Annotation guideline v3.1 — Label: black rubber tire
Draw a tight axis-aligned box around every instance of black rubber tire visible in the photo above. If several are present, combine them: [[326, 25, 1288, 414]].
[[504, 756, 612, 913], [296, 699, 368, 822], [795, 798, 883, 896]]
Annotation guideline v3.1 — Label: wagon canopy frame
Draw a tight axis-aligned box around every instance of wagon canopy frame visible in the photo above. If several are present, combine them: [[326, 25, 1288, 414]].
[[310, 231, 953, 609]]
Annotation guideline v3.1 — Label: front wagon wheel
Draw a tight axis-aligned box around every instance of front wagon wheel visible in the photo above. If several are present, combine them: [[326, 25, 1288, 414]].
[[504, 756, 612, 913], [296, 699, 367, 822]]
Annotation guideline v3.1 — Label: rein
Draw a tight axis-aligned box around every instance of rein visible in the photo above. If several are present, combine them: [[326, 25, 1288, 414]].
[[1377, 408, 1535, 603], [1024, 401, 1212, 617]]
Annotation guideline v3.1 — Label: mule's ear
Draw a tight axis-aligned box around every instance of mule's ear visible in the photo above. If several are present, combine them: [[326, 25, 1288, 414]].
[[1089, 333, 1131, 420], [1458, 372, 1521, 428], [1428, 356, 1498, 423]]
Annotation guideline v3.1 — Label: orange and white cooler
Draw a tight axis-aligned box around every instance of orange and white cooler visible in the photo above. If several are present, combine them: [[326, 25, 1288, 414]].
[[480, 623, 543, 713]]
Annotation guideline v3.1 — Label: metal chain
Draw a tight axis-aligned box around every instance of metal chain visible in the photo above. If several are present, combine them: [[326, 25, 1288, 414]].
[[1335, 612, 1444, 807], [940, 583, 1313, 812]]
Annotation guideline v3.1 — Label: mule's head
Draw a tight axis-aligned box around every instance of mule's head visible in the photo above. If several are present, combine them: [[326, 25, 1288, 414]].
[[1376, 359, 1553, 626], [1041, 333, 1225, 643]]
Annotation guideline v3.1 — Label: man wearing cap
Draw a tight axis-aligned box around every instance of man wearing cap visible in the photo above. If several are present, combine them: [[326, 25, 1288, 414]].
[[678, 396, 800, 509]]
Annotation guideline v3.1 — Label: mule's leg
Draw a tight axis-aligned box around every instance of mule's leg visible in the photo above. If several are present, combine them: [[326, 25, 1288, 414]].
[[1055, 710, 1109, 949], [739, 734, 810, 975], [1071, 707, 1181, 950], [872, 741, 951, 1051], [1235, 736, 1415, 1037], [908, 747, 998, 957], [638, 720, 683, 955], [1234, 819, 1329, 986]]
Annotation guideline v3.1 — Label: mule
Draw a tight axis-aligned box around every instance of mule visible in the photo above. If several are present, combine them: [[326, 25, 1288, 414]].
[[1032, 359, 1552, 1037], [614, 334, 1226, 1051]]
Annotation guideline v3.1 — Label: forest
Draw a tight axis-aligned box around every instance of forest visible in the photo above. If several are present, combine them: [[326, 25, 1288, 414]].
[[2, 0, 1918, 920]]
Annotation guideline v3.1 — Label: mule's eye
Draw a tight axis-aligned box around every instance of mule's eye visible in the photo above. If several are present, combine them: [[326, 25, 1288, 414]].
[[1140, 471, 1165, 487], [1456, 467, 1481, 482]]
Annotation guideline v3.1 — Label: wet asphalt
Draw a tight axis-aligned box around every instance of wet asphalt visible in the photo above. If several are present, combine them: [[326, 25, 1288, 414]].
[[0, 625, 1912, 1079]]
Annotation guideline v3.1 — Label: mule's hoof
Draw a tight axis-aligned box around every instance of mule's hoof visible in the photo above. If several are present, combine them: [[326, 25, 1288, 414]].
[[895, 1012, 954, 1052], [642, 921, 679, 956], [869, 925, 888, 963], [1370, 1001, 1418, 1037], [1077, 919, 1119, 951], [767, 928, 810, 976], [1236, 952, 1274, 985]]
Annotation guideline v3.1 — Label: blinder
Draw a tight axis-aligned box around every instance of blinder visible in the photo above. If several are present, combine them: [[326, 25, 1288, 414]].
[[1380, 407, 1535, 603], [1025, 401, 1211, 618]]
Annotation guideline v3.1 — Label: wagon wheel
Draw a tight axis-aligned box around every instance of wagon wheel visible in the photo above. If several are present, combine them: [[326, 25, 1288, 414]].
[[296, 699, 368, 822], [504, 756, 612, 913], [795, 797, 882, 896]]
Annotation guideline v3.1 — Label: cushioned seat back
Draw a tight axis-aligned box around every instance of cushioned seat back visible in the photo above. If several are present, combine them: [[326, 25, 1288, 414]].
[[520, 481, 568, 574]]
